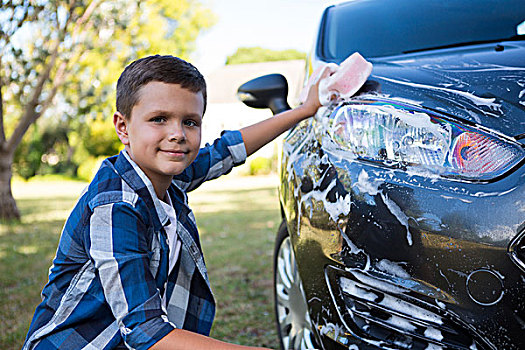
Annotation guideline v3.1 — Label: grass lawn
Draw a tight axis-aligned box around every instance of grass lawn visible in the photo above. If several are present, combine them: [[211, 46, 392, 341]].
[[0, 174, 280, 349]]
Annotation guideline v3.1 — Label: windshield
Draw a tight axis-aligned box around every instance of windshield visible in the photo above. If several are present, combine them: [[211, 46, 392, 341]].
[[320, 0, 525, 61]]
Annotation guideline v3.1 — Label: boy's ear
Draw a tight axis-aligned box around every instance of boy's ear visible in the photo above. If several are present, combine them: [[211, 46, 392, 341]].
[[113, 112, 129, 145]]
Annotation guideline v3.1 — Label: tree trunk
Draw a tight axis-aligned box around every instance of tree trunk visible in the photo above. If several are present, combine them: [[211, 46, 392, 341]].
[[0, 152, 20, 221]]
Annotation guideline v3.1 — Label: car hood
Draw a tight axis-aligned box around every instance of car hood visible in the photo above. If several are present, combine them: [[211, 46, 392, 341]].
[[365, 41, 525, 137]]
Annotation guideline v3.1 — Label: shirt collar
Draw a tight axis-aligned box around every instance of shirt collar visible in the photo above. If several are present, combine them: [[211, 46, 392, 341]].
[[120, 149, 170, 227]]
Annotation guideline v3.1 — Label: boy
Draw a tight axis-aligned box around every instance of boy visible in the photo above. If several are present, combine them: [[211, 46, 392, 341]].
[[23, 55, 321, 349]]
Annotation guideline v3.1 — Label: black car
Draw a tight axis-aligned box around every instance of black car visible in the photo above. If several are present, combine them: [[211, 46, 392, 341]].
[[238, 1, 525, 349]]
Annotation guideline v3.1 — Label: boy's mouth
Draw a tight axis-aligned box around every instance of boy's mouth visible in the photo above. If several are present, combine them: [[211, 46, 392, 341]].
[[160, 149, 188, 157]]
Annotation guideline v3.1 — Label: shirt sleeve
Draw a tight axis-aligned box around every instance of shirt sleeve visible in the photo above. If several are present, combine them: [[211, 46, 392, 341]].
[[174, 129, 247, 192], [88, 201, 175, 349]]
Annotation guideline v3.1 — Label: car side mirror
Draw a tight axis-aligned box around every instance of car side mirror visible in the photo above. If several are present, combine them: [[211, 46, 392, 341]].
[[237, 74, 291, 115]]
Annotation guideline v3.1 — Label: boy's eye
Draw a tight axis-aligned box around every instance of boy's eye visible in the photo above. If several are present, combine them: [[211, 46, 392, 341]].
[[150, 116, 167, 123], [184, 119, 199, 127]]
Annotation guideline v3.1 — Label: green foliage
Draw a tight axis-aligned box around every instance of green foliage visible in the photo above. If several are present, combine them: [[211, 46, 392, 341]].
[[80, 117, 122, 158], [76, 155, 107, 182], [2, 0, 216, 180], [248, 156, 274, 175], [13, 120, 73, 180], [226, 46, 306, 65], [12, 129, 46, 180]]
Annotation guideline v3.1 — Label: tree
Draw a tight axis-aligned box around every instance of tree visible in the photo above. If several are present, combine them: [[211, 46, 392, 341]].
[[226, 46, 306, 65], [0, 0, 215, 220]]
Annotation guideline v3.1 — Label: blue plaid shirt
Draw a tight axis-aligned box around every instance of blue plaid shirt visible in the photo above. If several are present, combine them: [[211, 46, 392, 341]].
[[23, 131, 247, 350]]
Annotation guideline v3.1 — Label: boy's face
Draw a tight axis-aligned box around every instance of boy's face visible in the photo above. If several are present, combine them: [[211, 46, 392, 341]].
[[114, 81, 203, 190]]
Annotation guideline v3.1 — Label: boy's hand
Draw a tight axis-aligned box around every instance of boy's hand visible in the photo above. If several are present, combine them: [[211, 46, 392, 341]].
[[300, 78, 322, 117], [240, 78, 322, 157]]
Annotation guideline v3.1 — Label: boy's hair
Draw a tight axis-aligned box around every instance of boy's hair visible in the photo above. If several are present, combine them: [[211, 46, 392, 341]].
[[116, 55, 207, 118]]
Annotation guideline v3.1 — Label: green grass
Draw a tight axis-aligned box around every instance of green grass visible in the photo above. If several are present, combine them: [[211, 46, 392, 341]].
[[0, 175, 280, 349]]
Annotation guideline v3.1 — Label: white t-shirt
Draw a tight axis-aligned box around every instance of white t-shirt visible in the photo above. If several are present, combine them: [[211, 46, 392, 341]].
[[160, 193, 181, 308], [160, 193, 182, 275]]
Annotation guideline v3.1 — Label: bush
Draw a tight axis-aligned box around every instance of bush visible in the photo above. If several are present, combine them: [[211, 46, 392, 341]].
[[77, 156, 107, 181], [248, 156, 274, 175]]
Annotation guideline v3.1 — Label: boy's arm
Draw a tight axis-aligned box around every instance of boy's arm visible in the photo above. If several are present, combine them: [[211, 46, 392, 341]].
[[240, 80, 321, 157], [151, 328, 272, 350]]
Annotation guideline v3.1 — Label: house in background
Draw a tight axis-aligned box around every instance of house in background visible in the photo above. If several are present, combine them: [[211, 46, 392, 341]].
[[202, 59, 306, 173]]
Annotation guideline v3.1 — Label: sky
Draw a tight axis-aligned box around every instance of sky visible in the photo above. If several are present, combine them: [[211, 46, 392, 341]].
[[192, 0, 344, 74]]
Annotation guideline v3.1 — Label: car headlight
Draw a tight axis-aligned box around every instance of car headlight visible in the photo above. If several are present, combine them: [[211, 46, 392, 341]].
[[327, 99, 524, 181]]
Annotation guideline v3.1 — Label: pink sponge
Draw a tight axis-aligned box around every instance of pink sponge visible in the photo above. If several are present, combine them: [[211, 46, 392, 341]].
[[321, 52, 373, 103], [301, 52, 373, 106]]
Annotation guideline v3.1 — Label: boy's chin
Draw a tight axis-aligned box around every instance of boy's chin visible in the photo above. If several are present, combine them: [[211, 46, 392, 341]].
[[161, 166, 187, 177]]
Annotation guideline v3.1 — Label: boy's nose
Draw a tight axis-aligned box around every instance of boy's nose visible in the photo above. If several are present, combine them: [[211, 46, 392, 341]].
[[168, 123, 185, 142]]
